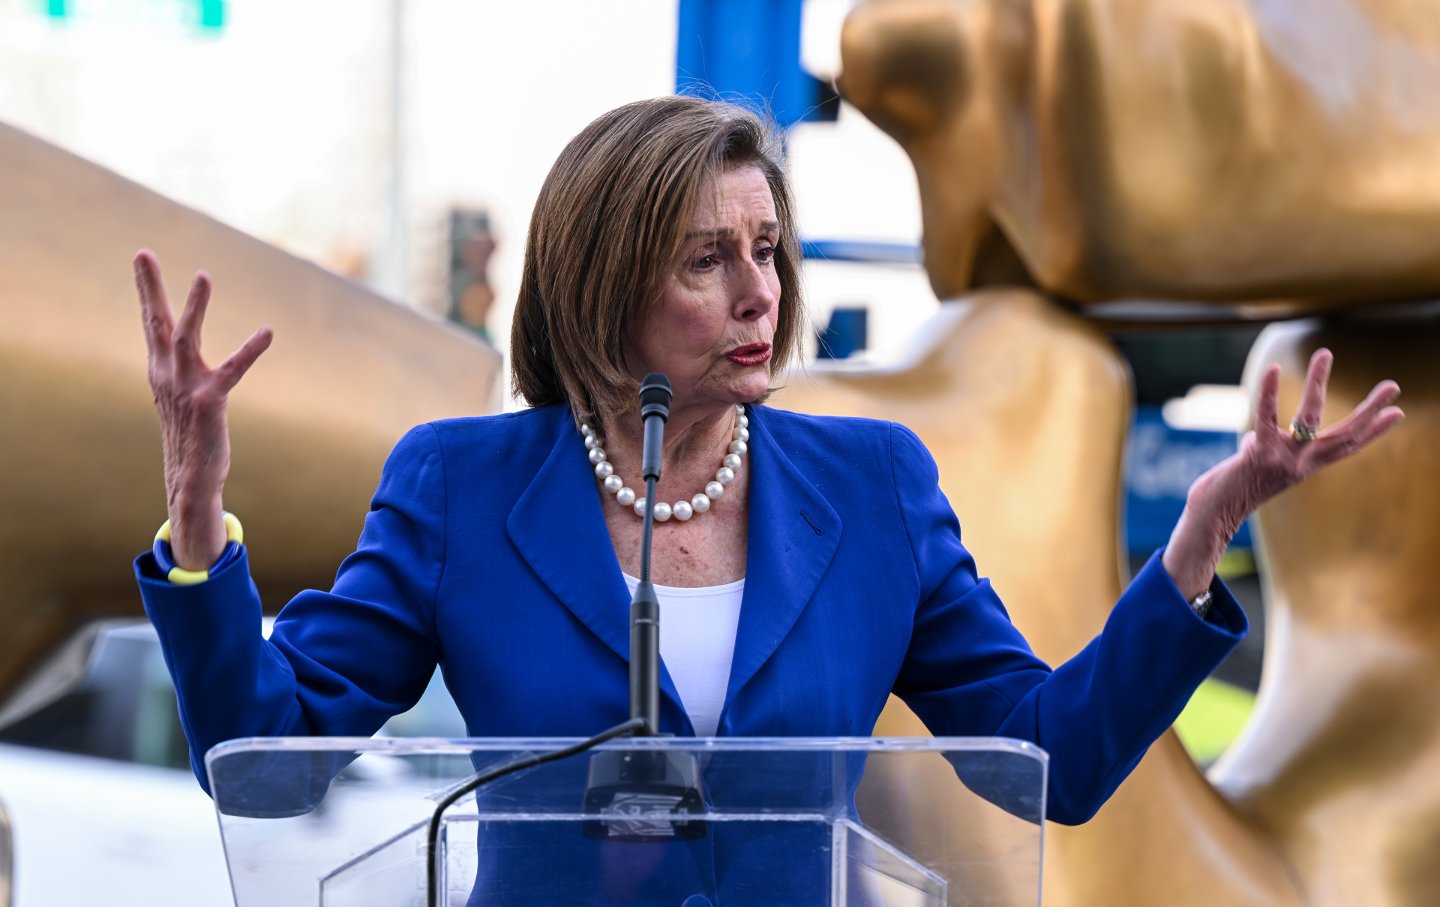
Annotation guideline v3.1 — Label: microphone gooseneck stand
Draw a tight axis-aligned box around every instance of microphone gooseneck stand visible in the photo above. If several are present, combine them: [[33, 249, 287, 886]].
[[582, 373, 704, 842], [628, 371, 672, 737]]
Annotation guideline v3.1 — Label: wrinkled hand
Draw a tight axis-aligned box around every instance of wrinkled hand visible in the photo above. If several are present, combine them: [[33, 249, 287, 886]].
[[135, 249, 273, 570], [1164, 348, 1404, 600]]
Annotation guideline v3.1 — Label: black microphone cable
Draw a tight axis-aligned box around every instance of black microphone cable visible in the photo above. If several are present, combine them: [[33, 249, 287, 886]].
[[424, 716, 647, 907]]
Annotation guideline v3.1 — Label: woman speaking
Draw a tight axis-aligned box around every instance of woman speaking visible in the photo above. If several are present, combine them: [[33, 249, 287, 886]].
[[133, 95, 1402, 872]]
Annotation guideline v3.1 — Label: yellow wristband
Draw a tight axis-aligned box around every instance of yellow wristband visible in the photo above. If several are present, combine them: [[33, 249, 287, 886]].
[[154, 512, 244, 585]]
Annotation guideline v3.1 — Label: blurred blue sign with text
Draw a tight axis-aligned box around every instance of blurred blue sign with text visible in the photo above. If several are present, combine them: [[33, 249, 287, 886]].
[[1125, 406, 1252, 557]]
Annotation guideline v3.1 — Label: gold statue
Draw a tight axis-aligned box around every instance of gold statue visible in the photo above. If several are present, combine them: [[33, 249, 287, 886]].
[[0, 121, 502, 699], [840, 0, 1440, 313], [815, 0, 1439, 903]]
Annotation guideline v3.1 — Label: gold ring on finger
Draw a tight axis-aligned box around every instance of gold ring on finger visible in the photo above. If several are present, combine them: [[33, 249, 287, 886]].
[[1289, 420, 1318, 444]]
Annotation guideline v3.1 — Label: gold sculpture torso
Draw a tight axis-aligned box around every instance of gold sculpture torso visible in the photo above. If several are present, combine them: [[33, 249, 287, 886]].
[[823, 0, 1440, 903]]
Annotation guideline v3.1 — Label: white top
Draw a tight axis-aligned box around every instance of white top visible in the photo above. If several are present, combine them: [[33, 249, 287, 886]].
[[622, 573, 745, 737]]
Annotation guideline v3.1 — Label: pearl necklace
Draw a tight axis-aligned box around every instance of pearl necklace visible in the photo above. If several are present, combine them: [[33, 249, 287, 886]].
[[581, 404, 749, 521]]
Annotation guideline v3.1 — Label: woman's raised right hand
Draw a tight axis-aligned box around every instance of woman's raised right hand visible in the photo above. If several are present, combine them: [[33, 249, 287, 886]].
[[134, 249, 273, 571]]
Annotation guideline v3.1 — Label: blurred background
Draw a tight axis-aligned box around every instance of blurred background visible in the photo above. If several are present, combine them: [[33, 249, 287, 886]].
[[0, 0, 941, 355]]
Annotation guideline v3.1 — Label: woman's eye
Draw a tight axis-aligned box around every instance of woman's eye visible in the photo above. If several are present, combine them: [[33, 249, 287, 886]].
[[755, 244, 776, 264], [692, 253, 719, 270]]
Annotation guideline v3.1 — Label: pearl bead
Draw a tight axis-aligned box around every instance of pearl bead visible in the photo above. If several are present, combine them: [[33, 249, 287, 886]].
[[716, 467, 735, 486], [616, 487, 636, 507], [581, 423, 594, 436], [595, 461, 614, 478], [603, 475, 623, 493], [735, 427, 750, 443], [691, 494, 711, 513], [653, 502, 672, 522], [723, 454, 742, 471], [730, 440, 747, 456], [737, 414, 749, 428], [584, 435, 601, 450], [735, 404, 745, 413], [588, 448, 607, 465], [672, 501, 693, 521], [705, 481, 724, 499], [633, 498, 647, 517]]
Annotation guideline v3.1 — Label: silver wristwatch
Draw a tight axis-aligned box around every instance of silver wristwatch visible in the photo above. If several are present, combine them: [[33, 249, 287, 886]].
[[1189, 589, 1214, 619]]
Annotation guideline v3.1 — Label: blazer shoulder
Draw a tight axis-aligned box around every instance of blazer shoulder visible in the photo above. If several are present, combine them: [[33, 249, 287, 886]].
[[755, 404, 919, 460], [417, 405, 567, 462], [754, 404, 897, 443]]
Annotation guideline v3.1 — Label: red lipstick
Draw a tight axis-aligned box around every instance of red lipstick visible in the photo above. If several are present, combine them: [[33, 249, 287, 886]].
[[726, 342, 772, 366]]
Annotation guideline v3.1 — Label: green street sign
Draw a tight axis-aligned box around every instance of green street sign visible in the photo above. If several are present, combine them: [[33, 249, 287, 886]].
[[42, 0, 225, 32]]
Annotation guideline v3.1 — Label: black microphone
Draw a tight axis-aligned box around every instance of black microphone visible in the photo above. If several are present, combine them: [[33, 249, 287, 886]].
[[631, 373, 671, 735], [639, 372, 671, 482]]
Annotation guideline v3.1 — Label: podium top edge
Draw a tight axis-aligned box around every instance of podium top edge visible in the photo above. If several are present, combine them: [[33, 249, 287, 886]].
[[206, 735, 1048, 765]]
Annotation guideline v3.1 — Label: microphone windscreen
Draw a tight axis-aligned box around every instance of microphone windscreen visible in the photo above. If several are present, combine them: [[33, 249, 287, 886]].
[[639, 373, 672, 420]]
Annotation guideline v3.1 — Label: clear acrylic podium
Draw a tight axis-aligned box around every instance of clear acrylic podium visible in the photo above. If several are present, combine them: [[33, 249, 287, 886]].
[[207, 737, 1046, 906]]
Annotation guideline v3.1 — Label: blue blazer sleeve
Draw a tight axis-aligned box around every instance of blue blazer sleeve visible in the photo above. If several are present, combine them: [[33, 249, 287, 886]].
[[136, 424, 447, 789], [886, 424, 1246, 824]]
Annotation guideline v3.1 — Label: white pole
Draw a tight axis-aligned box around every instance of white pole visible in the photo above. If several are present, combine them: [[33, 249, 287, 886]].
[[374, 0, 408, 302]]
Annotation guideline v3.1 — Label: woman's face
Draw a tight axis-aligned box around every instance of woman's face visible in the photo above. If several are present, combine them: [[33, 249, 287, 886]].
[[624, 164, 782, 414]]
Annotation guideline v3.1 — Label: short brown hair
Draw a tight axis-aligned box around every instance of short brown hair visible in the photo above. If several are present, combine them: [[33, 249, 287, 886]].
[[510, 96, 805, 422]]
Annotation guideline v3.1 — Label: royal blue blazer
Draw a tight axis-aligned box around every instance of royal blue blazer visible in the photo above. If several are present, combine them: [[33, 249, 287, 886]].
[[138, 403, 1245, 826]]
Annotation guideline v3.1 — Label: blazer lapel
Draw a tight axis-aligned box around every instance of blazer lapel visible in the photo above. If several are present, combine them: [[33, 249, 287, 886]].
[[505, 409, 688, 726], [506, 410, 633, 665], [724, 406, 843, 707]]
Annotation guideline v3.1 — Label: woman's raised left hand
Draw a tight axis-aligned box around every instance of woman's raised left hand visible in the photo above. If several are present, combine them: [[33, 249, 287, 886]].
[[1162, 348, 1404, 601]]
